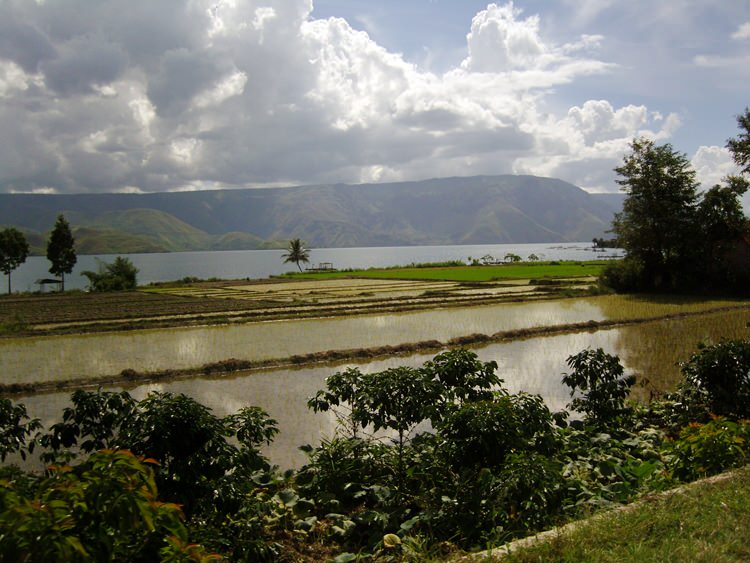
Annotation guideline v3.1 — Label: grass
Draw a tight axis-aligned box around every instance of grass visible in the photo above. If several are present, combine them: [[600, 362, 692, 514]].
[[588, 293, 750, 321], [284, 260, 611, 282], [497, 467, 750, 562]]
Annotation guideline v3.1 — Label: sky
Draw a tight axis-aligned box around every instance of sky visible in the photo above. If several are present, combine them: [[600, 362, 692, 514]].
[[0, 0, 748, 196]]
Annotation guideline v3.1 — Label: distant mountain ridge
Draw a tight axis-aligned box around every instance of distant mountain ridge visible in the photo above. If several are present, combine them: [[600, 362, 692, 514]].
[[0, 175, 622, 254]]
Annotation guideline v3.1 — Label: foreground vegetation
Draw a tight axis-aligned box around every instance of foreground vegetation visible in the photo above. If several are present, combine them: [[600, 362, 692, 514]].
[[504, 466, 750, 562], [3, 338, 750, 560]]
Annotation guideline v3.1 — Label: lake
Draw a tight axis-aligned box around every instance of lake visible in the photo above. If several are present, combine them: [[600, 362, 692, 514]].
[[9, 242, 619, 292]]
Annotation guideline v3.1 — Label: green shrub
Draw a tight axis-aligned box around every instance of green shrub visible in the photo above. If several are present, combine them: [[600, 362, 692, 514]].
[[81, 256, 139, 291], [296, 437, 392, 512], [667, 417, 750, 481], [562, 348, 636, 426], [0, 398, 41, 461], [40, 390, 278, 514], [0, 450, 218, 561], [680, 339, 750, 419], [599, 258, 645, 292]]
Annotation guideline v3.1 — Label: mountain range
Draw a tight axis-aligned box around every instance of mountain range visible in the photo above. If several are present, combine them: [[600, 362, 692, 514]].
[[0, 175, 623, 254]]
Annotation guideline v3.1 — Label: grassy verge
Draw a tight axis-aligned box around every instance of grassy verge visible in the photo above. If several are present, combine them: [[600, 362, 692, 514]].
[[496, 466, 750, 562], [283, 260, 611, 282]]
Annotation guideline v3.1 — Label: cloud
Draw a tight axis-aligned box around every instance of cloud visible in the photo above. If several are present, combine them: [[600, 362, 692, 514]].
[[691, 146, 740, 189], [732, 22, 750, 40], [0, 0, 678, 194], [511, 101, 681, 192], [692, 20, 750, 73]]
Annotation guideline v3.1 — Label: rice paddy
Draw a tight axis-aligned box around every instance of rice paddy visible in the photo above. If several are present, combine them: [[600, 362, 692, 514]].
[[14, 306, 750, 469]]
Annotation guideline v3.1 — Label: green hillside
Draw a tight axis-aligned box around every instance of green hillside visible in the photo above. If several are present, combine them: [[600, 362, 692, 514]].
[[86, 209, 213, 252], [0, 175, 623, 253], [73, 227, 168, 254], [210, 232, 285, 251]]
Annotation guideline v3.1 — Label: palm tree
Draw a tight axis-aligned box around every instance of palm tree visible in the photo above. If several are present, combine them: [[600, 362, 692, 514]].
[[282, 238, 310, 272]]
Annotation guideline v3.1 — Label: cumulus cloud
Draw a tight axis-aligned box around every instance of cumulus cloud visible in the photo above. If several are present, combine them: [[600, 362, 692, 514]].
[[691, 146, 740, 189], [511, 101, 681, 191], [0, 0, 678, 194]]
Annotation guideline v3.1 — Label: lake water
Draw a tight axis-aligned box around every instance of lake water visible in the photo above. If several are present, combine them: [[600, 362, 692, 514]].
[[9, 242, 620, 292]]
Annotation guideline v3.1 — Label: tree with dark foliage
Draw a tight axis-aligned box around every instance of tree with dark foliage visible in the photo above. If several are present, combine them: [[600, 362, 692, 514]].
[[46, 214, 77, 291], [610, 137, 699, 290], [727, 107, 750, 175], [0, 228, 29, 294]]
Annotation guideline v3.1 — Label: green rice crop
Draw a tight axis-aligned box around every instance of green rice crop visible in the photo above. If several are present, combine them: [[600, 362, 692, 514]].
[[286, 260, 610, 282]]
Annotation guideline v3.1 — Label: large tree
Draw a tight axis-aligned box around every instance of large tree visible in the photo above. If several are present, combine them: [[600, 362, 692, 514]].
[[46, 215, 77, 291], [282, 238, 310, 272], [610, 137, 700, 289], [727, 107, 750, 175], [0, 228, 30, 294]]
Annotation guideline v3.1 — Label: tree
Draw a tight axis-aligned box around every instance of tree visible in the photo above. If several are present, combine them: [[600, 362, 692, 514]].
[[727, 107, 750, 175], [610, 137, 700, 289], [696, 176, 749, 282], [504, 253, 521, 263], [46, 214, 77, 291], [82, 257, 138, 291], [0, 228, 29, 294], [282, 238, 310, 272]]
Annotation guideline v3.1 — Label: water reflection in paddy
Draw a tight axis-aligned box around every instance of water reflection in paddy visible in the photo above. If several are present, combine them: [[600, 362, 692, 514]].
[[1, 299, 607, 384], [17, 308, 750, 469]]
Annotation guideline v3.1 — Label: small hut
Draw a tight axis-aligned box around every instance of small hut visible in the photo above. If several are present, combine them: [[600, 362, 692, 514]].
[[36, 278, 63, 292]]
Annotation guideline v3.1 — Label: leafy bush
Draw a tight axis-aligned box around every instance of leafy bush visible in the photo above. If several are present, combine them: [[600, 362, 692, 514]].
[[562, 348, 636, 426], [599, 258, 645, 292], [41, 390, 278, 516], [0, 398, 40, 461], [37, 389, 283, 561], [81, 256, 139, 291], [436, 395, 534, 469], [296, 437, 393, 512], [417, 454, 565, 548], [559, 426, 668, 507], [420, 348, 501, 409], [0, 450, 218, 561], [667, 417, 750, 481], [680, 339, 750, 419]]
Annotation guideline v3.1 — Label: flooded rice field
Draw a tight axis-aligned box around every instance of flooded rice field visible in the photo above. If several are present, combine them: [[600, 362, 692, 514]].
[[0, 298, 605, 384], [13, 306, 750, 469], [1, 295, 746, 385]]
